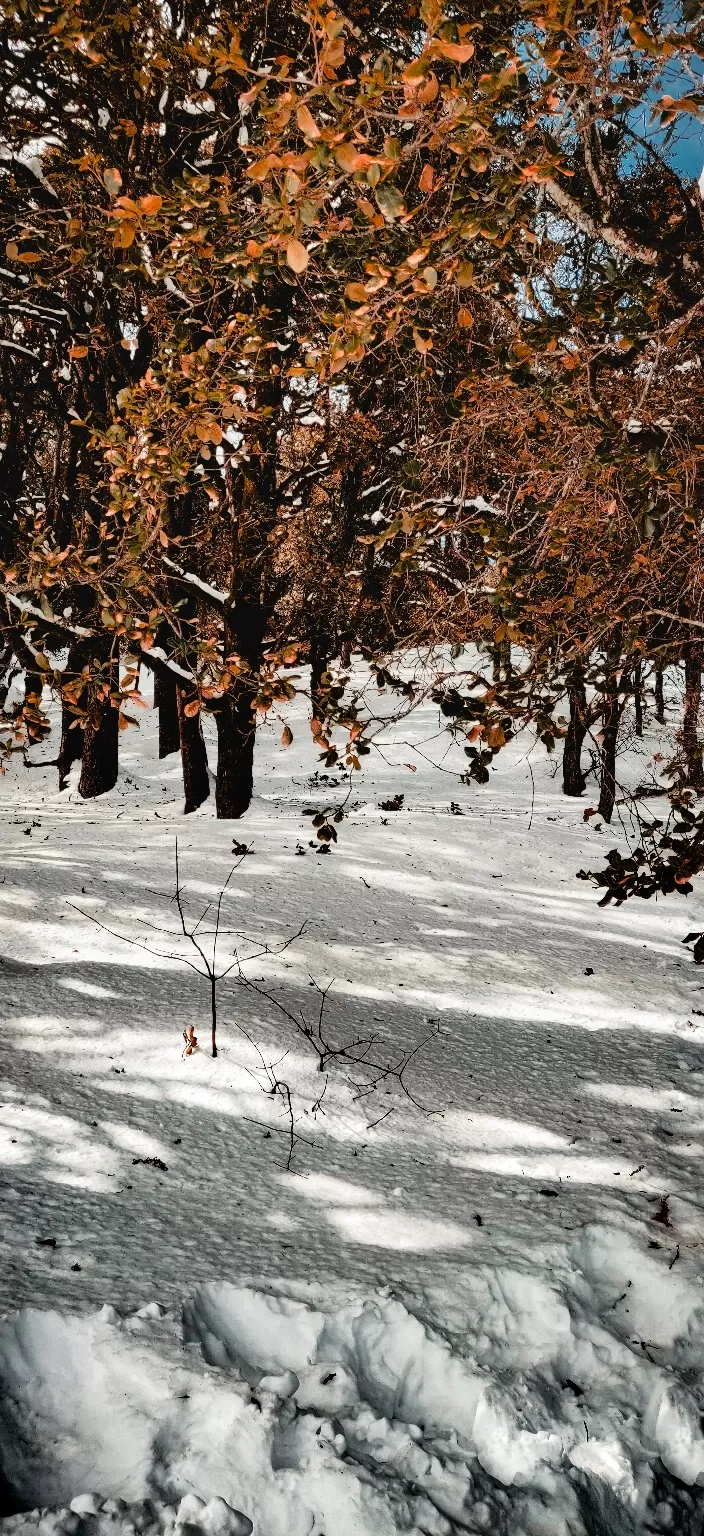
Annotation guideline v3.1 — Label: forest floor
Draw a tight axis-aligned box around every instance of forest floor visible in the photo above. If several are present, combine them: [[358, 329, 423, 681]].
[[1, 663, 704, 1536]]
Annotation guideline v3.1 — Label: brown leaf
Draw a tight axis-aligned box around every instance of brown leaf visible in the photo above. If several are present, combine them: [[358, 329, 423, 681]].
[[432, 40, 474, 62], [336, 142, 362, 172], [418, 72, 439, 103], [413, 327, 433, 354], [407, 245, 430, 269], [286, 238, 309, 273], [113, 222, 136, 249], [296, 103, 320, 139], [281, 725, 293, 747], [419, 164, 435, 194]]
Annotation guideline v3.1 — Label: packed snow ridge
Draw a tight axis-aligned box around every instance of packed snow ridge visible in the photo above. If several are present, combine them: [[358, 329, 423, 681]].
[[2, 1224, 704, 1536]]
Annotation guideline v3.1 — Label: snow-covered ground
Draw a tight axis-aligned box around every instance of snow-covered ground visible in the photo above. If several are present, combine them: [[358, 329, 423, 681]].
[[1, 665, 704, 1535]]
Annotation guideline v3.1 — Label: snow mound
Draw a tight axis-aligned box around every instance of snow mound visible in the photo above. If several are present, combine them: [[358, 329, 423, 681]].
[[2, 1225, 704, 1535], [1, 1496, 252, 1536]]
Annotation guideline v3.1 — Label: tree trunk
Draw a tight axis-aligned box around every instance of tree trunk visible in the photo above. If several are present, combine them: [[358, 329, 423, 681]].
[[597, 685, 620, 823], [22, 664, 45, 738], [154, 668, 181, 758], [634, 657, 644, 737], [215, 681, 257, 819], [176, 685, 210, 813], [57, 643, 85, 789], [654, 666, 665, 724], [78, 638, 119, 799], [216, 311, 283, 819], [58, 705, 84, 789], [310, 632, 332, 723], [682, 643, 703, 789], [78, 697, 118, 799], [215, 595, 265, 818], [563, 672, 588, 796]]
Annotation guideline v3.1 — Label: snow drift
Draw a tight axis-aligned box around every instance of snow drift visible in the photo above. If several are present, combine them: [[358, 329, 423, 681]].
[[2, 1223, 704, 1535]]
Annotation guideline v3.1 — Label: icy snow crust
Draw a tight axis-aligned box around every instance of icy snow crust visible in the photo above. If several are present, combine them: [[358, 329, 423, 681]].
[[2, 657, 704, 1534]]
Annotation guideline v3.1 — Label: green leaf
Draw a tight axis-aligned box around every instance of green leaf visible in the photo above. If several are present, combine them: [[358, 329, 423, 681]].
[[374, 184, 405, 223]]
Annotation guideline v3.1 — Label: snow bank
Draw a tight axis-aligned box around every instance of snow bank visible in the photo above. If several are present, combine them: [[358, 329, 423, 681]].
[[2, 1222, 704, 1536]]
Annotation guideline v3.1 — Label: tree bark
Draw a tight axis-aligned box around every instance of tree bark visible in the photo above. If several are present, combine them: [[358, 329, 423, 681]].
[[176, 685, 210, 813], [57, 642, 85, 789], [682, 643, 703, 789], [215, 683, 257, 819], [597, 684, 620, 823], [215, 597, 265, 818], [563, 672, 588, 796], [634, 657, 644, 737], [78, 699, 118, 799], [154, 667, 181, 758], [58, 705, 84, 789], [310, 632, 332, 723], [654, 666, 665, 724], [78, 637, 119, 799]]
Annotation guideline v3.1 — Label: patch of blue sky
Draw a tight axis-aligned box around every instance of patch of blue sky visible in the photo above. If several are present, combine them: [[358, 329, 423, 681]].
[[626, 53, 704, 180], [516, 11, 704, 183]]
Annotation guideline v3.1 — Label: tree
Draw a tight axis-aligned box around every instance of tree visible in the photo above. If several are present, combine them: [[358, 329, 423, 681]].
[[2, 0, 704, 837]]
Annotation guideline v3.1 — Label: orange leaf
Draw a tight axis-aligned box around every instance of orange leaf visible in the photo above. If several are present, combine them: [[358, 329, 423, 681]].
[[457, 307, 473, 328], [432, 40, 474, 62], [183, 699, 200, 717], [296, 103, 320, 139], [246, 157, 275, 181], [419, 164, 435, 194], [345, 281, 368, 303], [407, 245, 430, 269], [113, 222, 136, 249], [286, 238, 309, 273], [139, 194, 162, 214], [336, 142, 362, 172], [418, 72, 439, 103], [69, 345, 89, 359]]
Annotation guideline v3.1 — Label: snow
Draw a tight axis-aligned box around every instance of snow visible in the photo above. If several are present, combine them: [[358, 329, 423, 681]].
[[2, 661, 704, 1534]]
